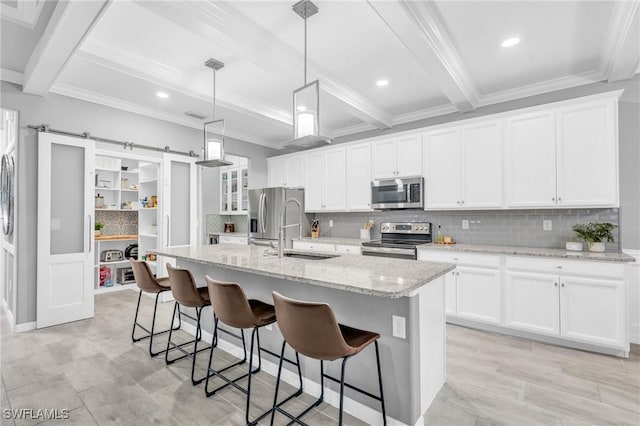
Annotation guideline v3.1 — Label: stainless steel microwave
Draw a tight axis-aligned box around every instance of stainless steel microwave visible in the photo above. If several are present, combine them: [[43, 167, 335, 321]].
[[371, 176, 423, 209]]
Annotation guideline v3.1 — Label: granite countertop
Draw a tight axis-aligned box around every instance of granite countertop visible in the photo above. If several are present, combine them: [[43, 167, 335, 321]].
[[298, 236, 364, 245], [153, 244, 454, 298], [418, 243, 634, 263]]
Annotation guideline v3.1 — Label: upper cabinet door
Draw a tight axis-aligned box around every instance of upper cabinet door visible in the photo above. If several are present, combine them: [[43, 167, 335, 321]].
[[285, 154, 305, 188], [424, 128, 461, 209], [396, 134, 423, 177], [461, 120, 503, 208], [323, 148, 347, 211], [304, 151, 324, 212], [267, 156, 286, 187], [556, 100, 618, 207], [505, 111, 557, 207], [371, 139, 397, 179], [346, 143, 372, 211]]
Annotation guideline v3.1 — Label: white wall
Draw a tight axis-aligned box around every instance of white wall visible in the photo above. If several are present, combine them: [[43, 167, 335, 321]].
[[0, 81, 277, 325]]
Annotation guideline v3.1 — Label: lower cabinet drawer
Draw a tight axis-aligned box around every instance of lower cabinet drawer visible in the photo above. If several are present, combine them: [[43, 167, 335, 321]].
[[335, 244, 361, 255], [292, 241, 336, 252]]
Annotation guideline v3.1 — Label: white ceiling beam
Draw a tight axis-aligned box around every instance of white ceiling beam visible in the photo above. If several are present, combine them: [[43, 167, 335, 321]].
[[1, 68, 24, 85], [22, 0, 111, 96], [601, 1, 640, 82], [367, 0, 478, 112], [134, 0, 394, 129]]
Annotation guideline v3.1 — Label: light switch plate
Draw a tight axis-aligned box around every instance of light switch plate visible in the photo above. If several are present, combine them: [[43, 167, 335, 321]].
[[392, 315, 406, 339], [543, 220, 552, 231], [329, 220, 334, 227]]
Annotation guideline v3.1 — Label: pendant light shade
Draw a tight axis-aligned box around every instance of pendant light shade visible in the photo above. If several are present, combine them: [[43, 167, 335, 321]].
[[197, 58, 233, 167], [276, 0, 331, 150]]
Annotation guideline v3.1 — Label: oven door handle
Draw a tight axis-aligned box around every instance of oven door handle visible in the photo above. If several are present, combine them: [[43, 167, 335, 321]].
[[361, 246, 415, 255]]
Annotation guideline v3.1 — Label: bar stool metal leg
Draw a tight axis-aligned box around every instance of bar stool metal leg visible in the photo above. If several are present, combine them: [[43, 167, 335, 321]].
[[131, 290, 181, 357], [165, 303, 211, 385]]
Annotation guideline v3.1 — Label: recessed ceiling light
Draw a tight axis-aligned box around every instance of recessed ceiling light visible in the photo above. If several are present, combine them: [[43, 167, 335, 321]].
[[376, 80, 389, 87], [156, 92, 169, 99], [501, 37, 520, 48]]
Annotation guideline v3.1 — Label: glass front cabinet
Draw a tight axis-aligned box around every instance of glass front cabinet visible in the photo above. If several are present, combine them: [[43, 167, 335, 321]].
[[220, 163, 249, 214]]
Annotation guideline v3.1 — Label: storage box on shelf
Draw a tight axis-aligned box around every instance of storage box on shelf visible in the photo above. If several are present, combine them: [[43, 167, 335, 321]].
[[94, 235, 138, 293]]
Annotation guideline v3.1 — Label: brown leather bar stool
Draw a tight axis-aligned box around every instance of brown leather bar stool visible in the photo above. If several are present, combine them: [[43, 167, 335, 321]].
[[165, 263, 212, 386], [129, 259, 181, 357], [204, 276, 303, 425], [270, 292, 387, 426]]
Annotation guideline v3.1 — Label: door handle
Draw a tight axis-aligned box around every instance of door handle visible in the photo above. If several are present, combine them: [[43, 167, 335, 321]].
[[261, 194, 267, 233], [166, 215, 170, 247], [87, 214, 92, 253]]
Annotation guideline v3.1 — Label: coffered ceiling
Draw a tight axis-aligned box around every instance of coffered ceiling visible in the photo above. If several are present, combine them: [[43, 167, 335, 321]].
[[1, 0, 638, 148]]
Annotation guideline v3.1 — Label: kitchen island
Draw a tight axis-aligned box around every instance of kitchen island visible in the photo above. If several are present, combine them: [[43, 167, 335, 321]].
[[154, 244, 455, 426]]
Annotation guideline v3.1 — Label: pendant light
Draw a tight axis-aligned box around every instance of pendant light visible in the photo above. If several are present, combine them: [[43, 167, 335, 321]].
[[196, 58, 233, 167], [277, 0, 331, 150]]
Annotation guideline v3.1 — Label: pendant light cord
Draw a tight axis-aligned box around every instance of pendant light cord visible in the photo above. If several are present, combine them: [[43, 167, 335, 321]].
[[304, 13, 307, 85], [212, 68, 216, 120]]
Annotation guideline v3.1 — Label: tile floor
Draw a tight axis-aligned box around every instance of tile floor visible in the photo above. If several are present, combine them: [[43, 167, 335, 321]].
[[0, 290, 638, 426]]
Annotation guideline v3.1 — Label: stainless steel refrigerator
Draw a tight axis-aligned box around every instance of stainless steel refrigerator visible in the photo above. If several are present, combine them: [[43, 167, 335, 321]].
[[248, 187, 310, 245]]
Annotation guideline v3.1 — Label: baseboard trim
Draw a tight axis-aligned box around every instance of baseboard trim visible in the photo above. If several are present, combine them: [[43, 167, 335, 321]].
[[1, 298, 15, 332], [14, 321, 36, 333], [179, 321, 406, 426]]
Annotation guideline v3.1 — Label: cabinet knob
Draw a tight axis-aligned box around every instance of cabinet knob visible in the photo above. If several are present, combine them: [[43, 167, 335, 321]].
[[552, 197, 555, 201], [558, 197, 562, 202], [561, 283, 565, 287], [554, 282, 558, 287], [556, 265, 562, 269], [461, 200, 465, 205]]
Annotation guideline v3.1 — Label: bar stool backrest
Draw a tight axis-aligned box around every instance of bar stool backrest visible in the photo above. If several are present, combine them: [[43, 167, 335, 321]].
[[272, 292, 356, 361], [166, 263, 207, 307], [205, 276, 256, 329], [130, 259, 165, 293]]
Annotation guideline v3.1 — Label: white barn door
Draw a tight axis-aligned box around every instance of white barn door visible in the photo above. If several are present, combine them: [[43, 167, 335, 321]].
[[37, 133, 95, 328]]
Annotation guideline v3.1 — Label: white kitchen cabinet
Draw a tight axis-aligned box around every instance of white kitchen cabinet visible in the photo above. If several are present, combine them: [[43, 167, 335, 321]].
[[456, 266, 502, 324], [505, 110, 557, 208], [424, 121, 503, 210], [220, 166, 248, 214], [292, 241, 336, 252], [424, 128, 460, 209], [417, 250, 501, 323], [218, 234, 248, 245], [505, 270, 560, 335], [303, 148, 346, 212], [506, 98, 618, 208], [372, 134, 422, 179], [346, 143, 372, 211], [505, 256, 627, 350], [267, 154, 304, 188], [335, 244, 361, 255], [555, 99, 618, 207], [560, 276, 625, 348]]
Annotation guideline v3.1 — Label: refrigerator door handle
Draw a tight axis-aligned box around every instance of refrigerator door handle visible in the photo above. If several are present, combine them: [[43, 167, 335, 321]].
[[257, 193, 263, 235], [261, 193, 267, 233]]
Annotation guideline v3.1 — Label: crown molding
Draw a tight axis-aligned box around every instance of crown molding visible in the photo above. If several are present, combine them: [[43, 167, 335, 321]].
[[477, 69, 606, 107], [49, 83, 278, 149], [332, 123, 378, 138], [393, 104, 459, 125], [368, 0, 478, 113], [78, 39, 293, 128], [135, 0, 394, 129], [0, 0, 45, 29], [0, 68, 24, 85], [601, 1, 640, 82]]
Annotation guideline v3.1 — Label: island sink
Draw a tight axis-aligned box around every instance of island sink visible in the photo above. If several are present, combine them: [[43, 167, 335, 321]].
[[282, 250, 339, 260]]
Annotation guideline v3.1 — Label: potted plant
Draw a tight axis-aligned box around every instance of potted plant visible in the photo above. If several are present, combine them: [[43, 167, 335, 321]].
[[95, 221, 104, 237], [571, 222, 616, 253]]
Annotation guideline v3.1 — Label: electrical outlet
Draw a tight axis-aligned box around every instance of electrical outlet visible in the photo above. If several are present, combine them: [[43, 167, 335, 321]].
[[543, 220, 552, 231], [392, 315, 406, 339], [329, 220, 334, 227], [462, 220, 469, 230]]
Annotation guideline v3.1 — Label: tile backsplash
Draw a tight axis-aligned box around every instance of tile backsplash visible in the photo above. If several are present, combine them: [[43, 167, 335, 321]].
[[96, 210, 138, 236], [314, 208, 620, 250], [206, 214, 248, 234]]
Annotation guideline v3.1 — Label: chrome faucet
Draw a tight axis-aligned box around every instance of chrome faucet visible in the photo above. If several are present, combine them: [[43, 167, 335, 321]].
[[278, 198, 303, 258]]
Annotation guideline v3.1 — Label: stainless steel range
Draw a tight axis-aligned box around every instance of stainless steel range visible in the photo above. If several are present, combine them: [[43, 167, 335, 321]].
[[361, 222, 432, 260]]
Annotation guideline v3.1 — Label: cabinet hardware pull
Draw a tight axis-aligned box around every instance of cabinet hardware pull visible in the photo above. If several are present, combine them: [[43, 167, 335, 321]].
[[554, 282, 558, 287], [556, 265, 562, 269], [558, 197, 562, 201], [552, 197, 555, 201], [561, 283, 565, 287]]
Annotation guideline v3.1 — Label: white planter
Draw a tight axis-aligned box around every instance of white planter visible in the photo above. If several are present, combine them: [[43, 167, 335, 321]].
[[589, 242, 606, 252]]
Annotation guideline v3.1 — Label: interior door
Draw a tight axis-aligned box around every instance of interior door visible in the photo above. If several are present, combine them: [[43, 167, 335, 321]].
[[159, 153, 197, 276], [37, 133, 95, 328]]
